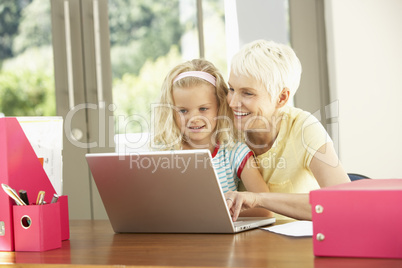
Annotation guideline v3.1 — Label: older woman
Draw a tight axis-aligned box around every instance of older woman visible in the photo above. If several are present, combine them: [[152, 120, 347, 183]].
[[225, 40, 350, 221]]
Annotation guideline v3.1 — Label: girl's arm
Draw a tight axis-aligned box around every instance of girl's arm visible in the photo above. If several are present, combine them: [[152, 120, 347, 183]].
[[240, 156, 269, 193], [237, 156, 273, 217]]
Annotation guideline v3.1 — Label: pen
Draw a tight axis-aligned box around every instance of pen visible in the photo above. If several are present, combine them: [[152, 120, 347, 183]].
[[1, 184, 27, 206], [19, 190, 29, 205], [51, 193, 59, 203], [36, 191, 45, 205]]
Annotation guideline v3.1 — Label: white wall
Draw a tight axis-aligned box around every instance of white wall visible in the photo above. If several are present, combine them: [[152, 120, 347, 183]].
[[325, 0, 402, 178]]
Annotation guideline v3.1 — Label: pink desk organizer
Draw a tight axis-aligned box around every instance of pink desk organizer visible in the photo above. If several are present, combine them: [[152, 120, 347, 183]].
[[13, 203, 61, 252], [0, 117, 69, 251]]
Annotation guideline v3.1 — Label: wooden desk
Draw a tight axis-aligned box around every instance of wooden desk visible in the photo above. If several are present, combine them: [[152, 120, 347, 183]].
[[1, 220, 401, 267]]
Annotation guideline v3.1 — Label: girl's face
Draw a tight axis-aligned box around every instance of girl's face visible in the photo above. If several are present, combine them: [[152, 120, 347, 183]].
[[227, 72, 280, 132], [173, 83, 218, 148]]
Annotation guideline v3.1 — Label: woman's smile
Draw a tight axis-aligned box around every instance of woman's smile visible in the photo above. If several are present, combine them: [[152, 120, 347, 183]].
[[233, 109, 252, 118]]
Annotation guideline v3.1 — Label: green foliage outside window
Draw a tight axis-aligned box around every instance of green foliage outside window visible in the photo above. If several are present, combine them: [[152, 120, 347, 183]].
[[113, 46, 182, 133], [108, 0, 183, 78], [0, 69, 55, 116]]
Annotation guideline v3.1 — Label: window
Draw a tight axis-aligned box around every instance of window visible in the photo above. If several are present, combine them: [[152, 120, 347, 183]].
[[0, 0, 55, 117], [110, 0, 227, 134]]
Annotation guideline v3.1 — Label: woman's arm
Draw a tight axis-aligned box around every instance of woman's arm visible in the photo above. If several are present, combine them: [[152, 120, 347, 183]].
[[226, 142, 350, 221], [309, 142, 351, 187], [226, 191, 310, 221]]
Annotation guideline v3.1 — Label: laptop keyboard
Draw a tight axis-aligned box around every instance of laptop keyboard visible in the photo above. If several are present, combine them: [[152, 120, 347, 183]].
[[233, 221, 245, 226]]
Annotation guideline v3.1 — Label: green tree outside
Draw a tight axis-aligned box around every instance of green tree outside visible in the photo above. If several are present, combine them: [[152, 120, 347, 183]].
[[0, 69, 55, 116], [109, 0, 183, 78], [113, 46, 182, 133], [0, 0, 31, 63]]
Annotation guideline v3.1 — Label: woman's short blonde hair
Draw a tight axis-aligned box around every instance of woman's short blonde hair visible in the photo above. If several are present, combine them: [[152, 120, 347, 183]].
[[230, 40, 302, 100], [152, 59, 235, 150]]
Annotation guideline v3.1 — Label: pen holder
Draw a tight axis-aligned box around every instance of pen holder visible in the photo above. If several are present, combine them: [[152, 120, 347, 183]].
[[13, 203, 61, 252]]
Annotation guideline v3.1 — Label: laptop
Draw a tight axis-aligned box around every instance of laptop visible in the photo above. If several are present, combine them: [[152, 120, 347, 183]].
[[86, 149, 275, 233]]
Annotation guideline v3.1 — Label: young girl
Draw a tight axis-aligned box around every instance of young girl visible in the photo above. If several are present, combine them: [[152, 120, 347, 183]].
[[152, 59, 270, 196]]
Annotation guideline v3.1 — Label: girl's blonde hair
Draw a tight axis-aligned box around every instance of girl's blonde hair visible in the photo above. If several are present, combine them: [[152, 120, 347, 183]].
[[152, 59, 235, 150]]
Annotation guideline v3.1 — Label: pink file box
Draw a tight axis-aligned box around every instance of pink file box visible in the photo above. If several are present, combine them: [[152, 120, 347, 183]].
[[0, 117, 69, 251], [13, 203, 61, 252], [310, 179, 402, 259]]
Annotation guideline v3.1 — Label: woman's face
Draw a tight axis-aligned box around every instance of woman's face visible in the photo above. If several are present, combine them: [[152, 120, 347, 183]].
[[227, 72, 280, 132]]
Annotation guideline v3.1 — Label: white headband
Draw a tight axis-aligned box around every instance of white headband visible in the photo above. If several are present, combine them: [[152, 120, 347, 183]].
[[173, 71, 216, 87]]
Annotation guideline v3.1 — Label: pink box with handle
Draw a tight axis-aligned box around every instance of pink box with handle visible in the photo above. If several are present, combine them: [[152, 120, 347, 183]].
[[310, 179, 402, 258]]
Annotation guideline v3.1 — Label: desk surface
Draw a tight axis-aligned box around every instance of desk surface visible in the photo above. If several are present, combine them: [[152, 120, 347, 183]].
[[1, 220, 402, 267]]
